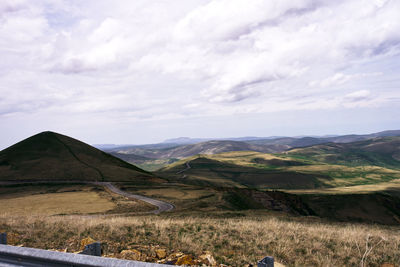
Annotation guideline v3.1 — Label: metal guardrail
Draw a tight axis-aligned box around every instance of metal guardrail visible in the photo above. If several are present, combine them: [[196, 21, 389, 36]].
[[0, 233, 169, 267], [0, 233, 6, 245], [0, 233, 275, 267]]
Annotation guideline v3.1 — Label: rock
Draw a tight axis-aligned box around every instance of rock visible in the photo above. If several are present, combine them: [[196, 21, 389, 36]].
[[155, 248, 167, 259], [170, 252, 184, 258], [199, 251, 217, 266], [120, 249, 142, 261], [175, 255, 195, 265], [162, 252, 184, 265], [79, 237, 96, 250]]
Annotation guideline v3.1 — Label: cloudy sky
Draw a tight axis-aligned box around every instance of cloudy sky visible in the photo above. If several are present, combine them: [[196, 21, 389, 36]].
[[1, 0, 400, 148]]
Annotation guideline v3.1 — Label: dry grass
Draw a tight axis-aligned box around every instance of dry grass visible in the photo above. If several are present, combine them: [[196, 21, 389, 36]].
[[0, 191, 116, 215], [284, 179, 400, 195], [0, 213, 399, 266], [0, 185, 155, 215], [131, 187, 212, 200]]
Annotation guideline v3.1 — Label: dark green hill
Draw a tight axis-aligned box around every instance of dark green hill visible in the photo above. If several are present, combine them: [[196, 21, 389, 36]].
[[288, 137, 400, 168], [0, 131, 161, 182]]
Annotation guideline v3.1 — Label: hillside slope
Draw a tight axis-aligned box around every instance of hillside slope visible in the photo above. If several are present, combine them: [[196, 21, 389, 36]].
[[288, 137, 400, 168], [158, 156, 327, 189], [110, 140, 289, 159], [157, 136, 400, 189], [247, 130, 400, 148], [0, 131, 161, 182]]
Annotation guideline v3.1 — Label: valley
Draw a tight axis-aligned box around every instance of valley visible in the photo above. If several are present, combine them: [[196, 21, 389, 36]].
[[1, 130, 400, 266]]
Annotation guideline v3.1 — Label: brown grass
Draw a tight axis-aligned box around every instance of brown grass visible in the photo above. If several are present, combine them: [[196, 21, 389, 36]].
[[131, 187, 212, 200], [0, 213, 398, 266], [0, 185, 155, 215], [0, 191, 116, 215]]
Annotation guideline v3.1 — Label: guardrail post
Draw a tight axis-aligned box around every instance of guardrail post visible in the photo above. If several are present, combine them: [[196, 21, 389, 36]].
[[0, 233, 6, 245], [79, 242, 101, 256], [258, 256, 274, 267]]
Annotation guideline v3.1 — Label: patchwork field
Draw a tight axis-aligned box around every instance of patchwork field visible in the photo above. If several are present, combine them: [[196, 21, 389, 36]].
[[158, 150, 400, 189]]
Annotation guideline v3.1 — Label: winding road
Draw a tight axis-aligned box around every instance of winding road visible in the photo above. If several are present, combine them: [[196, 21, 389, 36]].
[[97, 182, 174, 214], [176, 161, 192, 175]]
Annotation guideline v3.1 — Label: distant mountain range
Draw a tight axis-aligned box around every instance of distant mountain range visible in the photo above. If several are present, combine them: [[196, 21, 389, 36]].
[[108, 140, 289, 160], [103, 130, 400, 163], [162, 136, 284, 145]]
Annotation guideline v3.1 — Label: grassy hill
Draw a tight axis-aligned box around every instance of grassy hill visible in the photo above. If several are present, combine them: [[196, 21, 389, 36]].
[[287, 136, 400, 168], [247, 129, 400, 148], [156, 143, 400, 224], [0, 131, 162, 183], [158, 154, 328, 189], [106, 130, 400, 171], [158, 136, 400, 189]]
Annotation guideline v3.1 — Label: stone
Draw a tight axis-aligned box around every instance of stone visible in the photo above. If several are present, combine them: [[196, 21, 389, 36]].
[[155, 248, 167, 259], [199, 251, 217, 266], [79, 237, 96, 250], [120, 249, 142, 261], [163, 252, 184, 265], [175, 255, 195, 265]]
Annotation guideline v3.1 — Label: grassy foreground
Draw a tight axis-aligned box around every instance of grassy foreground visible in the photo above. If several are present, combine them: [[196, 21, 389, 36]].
[[0, 213, 398, 266]]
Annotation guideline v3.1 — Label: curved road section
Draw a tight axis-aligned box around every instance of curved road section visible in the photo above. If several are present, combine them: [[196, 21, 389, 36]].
[[0, 181, 175, 214], [99, 182, 174, 214]]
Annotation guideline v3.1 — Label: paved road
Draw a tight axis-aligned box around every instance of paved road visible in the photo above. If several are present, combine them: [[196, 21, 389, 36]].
[[95, 182, 175, 214], [0, 180, 175, 214], [176, 161, 191, 174]]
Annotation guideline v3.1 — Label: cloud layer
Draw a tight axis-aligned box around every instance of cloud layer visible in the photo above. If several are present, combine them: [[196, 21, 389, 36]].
[[0, 0, 399, 138]]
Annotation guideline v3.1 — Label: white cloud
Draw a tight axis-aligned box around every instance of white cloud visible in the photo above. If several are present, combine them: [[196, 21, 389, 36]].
[[344, 90, 371, 102], [0, 0, 399, 120], [309, 72, 382, 88]]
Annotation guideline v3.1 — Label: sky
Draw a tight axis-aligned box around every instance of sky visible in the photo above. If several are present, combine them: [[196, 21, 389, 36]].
[[1, 0, 400, 149]]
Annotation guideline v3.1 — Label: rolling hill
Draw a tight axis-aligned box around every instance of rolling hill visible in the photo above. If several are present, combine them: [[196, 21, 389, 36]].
[[157, 137, 400, 190], [158, 155, 329, 189], [0, 131, 162, 182], [104, 130, 400, 171], [108, 140, 289, 159], [287, 136, 400, 168]]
